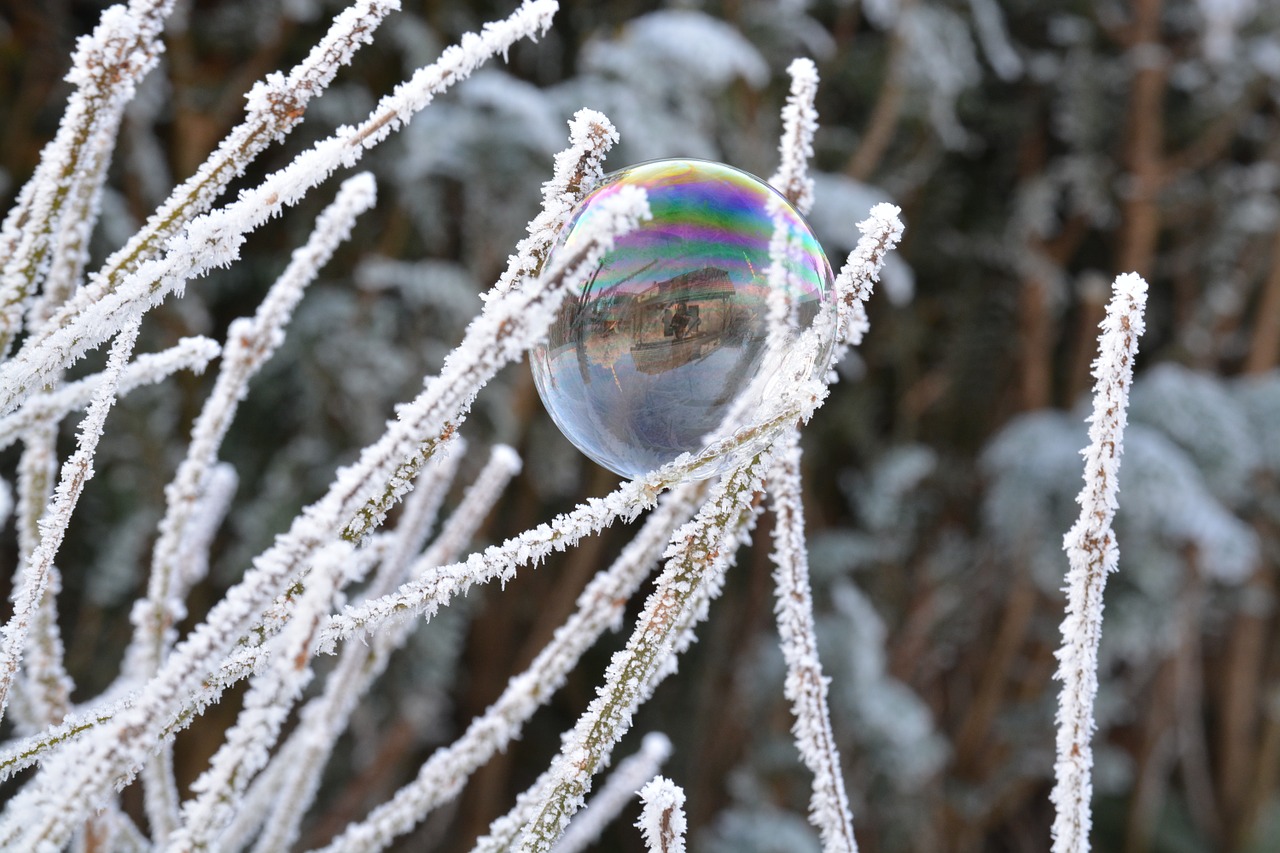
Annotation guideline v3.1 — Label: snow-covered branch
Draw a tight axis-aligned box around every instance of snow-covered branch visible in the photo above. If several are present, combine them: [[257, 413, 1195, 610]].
[[1050, 272, 1149, 853], [771, 57, 819, 216], [0, 336, 220, 453], [0, 0, 555, 420], [831, 203, 905, 360], [0, 322, 141, 725], [241, 446, 501, 853], [636, 775, 687, 853], [21, 0, 398, 357], [512, 451, 773, 851], [124, 171, 375, 686], [0, 0, 173, 355], [770, 435, 858, 853], [164, 544, 348, 852], [556, 733, 673, 853], [488, 108, 620, 301], [317, 482, 703, 853]]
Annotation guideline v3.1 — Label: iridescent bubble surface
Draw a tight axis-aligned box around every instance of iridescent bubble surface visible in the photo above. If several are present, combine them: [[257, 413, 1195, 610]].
[[530, 159, 835, 480]]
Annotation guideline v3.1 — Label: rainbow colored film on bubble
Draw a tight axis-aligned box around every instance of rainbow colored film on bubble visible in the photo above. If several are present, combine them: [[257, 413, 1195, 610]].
[[530, 159, 835, 480]]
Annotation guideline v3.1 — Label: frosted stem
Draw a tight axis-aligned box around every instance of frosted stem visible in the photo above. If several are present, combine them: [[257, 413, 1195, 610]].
[[0, 322, 141, 726], [769, 435, 858, 853], [1050, 272, 1148, 853], [636, 775, 687, 853], [555, 733, 673, 853], [18, 0, 398, 357], [512, 452, 773, 852], [125, 172, 376, 686], [770, 57, 819, 216], [0, 0, 173, 355], [0, 134, 638, 852], [315, 482, 703, 853], [130, 172, 375, 844], [831, 203, 904, 355], [242, 446, 494, 853], [0, 0, 554, 420], [0, 336, 221, 453], [7, 423, 69, 734], [163, 544, 349, 852]]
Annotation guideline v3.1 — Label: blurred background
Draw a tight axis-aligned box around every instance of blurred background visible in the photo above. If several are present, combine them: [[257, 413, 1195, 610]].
[[2, 0, 1280, 850]]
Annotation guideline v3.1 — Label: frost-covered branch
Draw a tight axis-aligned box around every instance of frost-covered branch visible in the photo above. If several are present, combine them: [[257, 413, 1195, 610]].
[[0, 0, 173, 355], [1050, 272, 1149, 853], [8, 424, 67, 735], [16, 0, 397, 361], [0, 0, 556, 419], [164, 544, 349, 852], [770, 58, 819, 216], [512, 451, 773, 852], [831, 203, 905, 361], [316, 482, 703, 853], [636, 775, 687, 853], [0, 322, 141, 725], [555, 733, 673, 853], [337, 158, 635, 549], [770, 435, 858, 853], [764, 64, 857, 852], [322, 364, 826, 648], [241, 446, 501, 853], [0, 336, 220, 453], [488, 108, 620, 301], [0, 134, 639, 851], [125, 173, 374, 842], [125, 171, 376, 686]]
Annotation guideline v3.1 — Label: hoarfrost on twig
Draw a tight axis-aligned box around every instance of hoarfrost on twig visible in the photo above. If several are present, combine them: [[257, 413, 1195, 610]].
[[128, 172, 375, 842], [0, 10, 568, 843], [125, 171, 376, 685], [770, 58, 820, 216], [0, 336, 221, 453], [0, 0, 173, 355], [831, 203, 904, 362], [316, 483, 702, 853], [770, 436, 858, 853], [556, 732, 673, 853], [242, 446, 495, 853], [0, 321, 141, 726], [636, 775, 687, 853], [487, 108, 620, 302], [0, 0, 556, 420], [1050, 272, 1149, 853], [164, 544, 349, 852], [20, 0, 398, 356], [512, 451, 773, 852]]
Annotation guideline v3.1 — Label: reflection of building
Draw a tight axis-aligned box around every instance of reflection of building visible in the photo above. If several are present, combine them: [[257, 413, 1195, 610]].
[[628, 267, 736, 375]]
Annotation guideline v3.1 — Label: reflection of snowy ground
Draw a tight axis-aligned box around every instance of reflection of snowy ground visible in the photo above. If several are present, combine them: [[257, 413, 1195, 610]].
[[537, 337, 765, 478]]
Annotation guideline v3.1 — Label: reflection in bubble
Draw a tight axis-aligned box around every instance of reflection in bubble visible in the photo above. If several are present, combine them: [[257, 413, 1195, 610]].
[[531, 159, 835, 480]]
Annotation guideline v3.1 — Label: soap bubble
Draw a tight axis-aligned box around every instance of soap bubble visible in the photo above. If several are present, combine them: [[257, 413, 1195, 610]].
[[530, 159, 835, 480]]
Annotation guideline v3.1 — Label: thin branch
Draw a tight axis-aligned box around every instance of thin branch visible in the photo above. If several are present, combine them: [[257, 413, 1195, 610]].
[[1050, 272, 1149, 853], [512, 451, 773, 852], [636, 775, 687, 853], [0, 0, 552, 420], [315, 483, 703, 853], [770, 58, 819, 216], [0, 336, 221, 453], [0, 0, 174, 355], [243, 446, 501, 853], [769, 435, 858, 853], [163, 544, 349, 852], [124, 171, 376, 686], [556, 733, 673, 853], [0, 322, 141, 725], [19, 0, 398, 354]]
